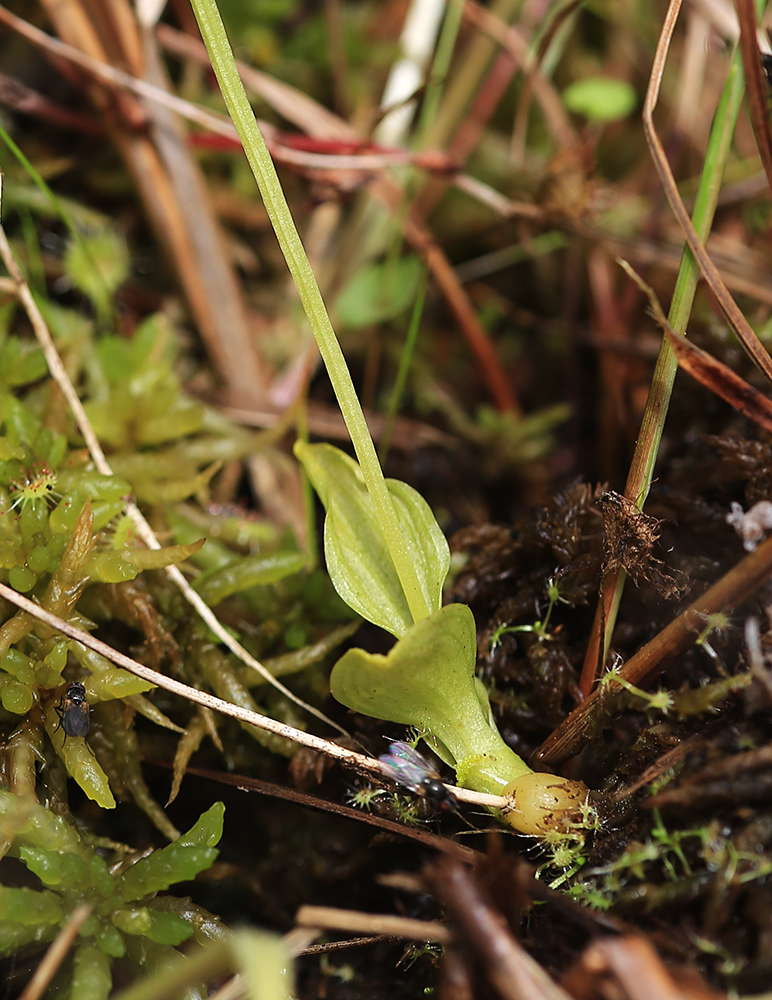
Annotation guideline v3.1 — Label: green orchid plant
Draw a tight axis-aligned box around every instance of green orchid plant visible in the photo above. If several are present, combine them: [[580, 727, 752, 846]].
[[190, 0, 590, 838], [294, 442, 589, 837]]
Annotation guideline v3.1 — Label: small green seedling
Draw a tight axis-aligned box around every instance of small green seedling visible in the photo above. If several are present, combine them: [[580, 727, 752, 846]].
[[600, 663, 674, 715], [490, 576, 569, 650], [296, 441, 591, 837]]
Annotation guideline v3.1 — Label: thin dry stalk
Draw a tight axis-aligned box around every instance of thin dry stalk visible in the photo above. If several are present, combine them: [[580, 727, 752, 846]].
[[0, 9, 473, 176], [736, 0, 772, 193], [574, 220, 772, 307], [0, 6, 520, 412], [0, 578, 377, 773], [745, 617, 772, 702], [36, 0, 266, 400], [562, 934, 716, 1000], [642, 0, 772, 382], [295, 905, 452, 944], [622, 259, 772, 432], [579, 0, 772, 693], [0, 579, 510, 814], [156, 22, 353, 139], [425, 860, 575, 1000], [401, 210, 521, 413], [17, 905, 92, 1000], [184, 765, 480, 860]]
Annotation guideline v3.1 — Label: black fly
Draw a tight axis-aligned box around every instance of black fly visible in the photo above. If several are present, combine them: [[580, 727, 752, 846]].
[[54, 682, 91, 742], [378, 741, 457, 812]]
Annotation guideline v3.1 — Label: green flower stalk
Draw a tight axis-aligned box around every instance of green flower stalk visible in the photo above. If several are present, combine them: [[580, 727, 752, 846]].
[[185, 0, 591, 838]]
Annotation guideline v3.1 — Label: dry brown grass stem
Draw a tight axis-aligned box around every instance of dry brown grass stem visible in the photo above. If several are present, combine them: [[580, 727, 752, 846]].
[[736, 0, 772, 193], [16, 905, 92, 1000], [642, 0, 772, 383], [295, 905, 452, 944]]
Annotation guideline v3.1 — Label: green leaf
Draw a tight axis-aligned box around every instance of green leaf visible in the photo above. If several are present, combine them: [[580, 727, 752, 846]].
[[0, 919, 55, 956], [71, 942, 112, 1000], [137, 403, 204, 446], [86, 538, 206, 584], [177, 802, 226, 848], [116, 845, 219, 901], [84, 666, 155, 701], [335, 255, 423, 329], [295, 442, 449, 637], [63, 229, 130, 316], [113, 907, 194, 945], [18, 846, 90, 888], [562, 77, 637, 123], [330, 604, 530, 795], [116, 804, 224, 900], [44, 703, 116, 809], [0, 341, 47, 388], [0, 790, 82, 852], [132, 463, 221, 505], [0, 885, 63, 924], [194, 550, 308, 606], [142, 909, 197, 946], [91, 921, 126, 958], [17, 843, 112, 899]]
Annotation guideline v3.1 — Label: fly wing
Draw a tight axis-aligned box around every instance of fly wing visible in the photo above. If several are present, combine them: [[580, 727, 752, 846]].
[[378, 741, 438, 790], [63, 705, 91, 738]]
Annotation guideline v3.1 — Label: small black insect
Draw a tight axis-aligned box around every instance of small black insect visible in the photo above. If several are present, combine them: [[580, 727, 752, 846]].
[[55, 682, 91, 741], [378, 741, 457, 812]]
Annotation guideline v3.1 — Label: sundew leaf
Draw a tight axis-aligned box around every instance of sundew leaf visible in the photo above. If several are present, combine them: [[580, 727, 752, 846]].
[[71, 942, 112, 1000], [194, 550, 308, 605], [116, 803, 224, 901], [335, 255, 423, 329], [562, 76, 637, 122], [0, 885, 63, 924], [295, 442, 449, 637]]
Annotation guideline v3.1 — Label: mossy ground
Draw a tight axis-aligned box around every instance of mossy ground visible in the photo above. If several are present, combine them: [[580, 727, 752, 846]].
[[2, 2, 772, 997]]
